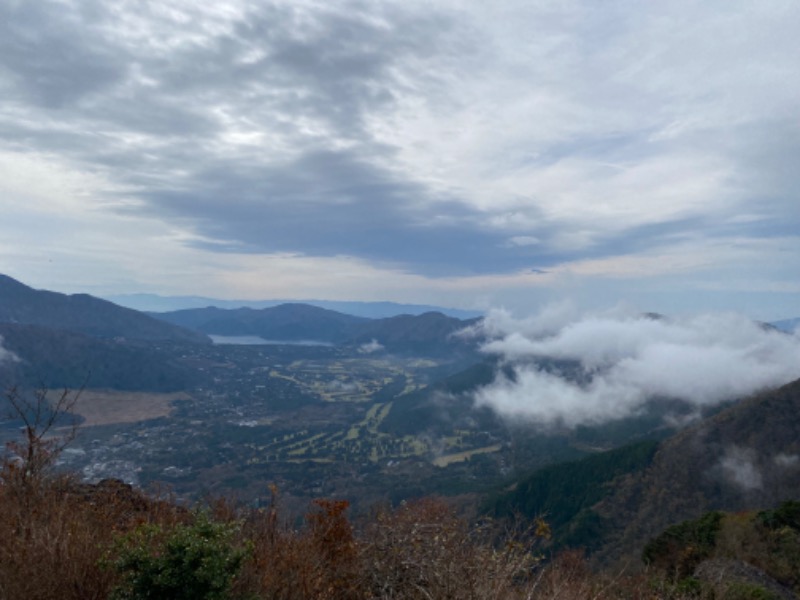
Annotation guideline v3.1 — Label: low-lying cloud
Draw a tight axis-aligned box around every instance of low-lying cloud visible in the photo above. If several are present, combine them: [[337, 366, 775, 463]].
[[472, 305, 800, 428], [774, 453, 800, 468], [720, 446, 763, 491], [0, 336, 18, 364], [358, 339, 385, 354]]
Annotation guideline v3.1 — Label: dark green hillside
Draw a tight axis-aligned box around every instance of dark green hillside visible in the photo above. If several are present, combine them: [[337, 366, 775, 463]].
[[347, 311, 480, 357], [379, 359, 501, 436], [0, 274, 209, 343], [485, 440, 659, 552], [0, 323, 196, 392]]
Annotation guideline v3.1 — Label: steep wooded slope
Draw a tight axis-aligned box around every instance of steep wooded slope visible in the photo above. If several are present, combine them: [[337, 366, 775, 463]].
[[594, 377, 800, 564]]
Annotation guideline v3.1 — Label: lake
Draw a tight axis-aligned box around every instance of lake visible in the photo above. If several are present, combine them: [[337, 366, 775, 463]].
[[209, 335, 333, 346]]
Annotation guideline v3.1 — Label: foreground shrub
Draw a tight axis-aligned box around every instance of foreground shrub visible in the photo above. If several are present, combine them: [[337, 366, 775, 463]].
[[239, 496, 362, 600], [359, 498, 542, 599], [0, 476, 184, 600], [0, 467, 686, 600], [110, 511, 249, 600], [1, 386, 186, 599], [642, 511, 724, 578]]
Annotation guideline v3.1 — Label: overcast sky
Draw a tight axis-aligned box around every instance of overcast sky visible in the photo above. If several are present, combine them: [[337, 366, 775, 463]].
[[1, 0, 798, 318]]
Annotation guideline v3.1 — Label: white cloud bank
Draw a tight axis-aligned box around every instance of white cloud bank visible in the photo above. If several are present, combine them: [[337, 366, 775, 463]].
[[472, 305, 800, 427]]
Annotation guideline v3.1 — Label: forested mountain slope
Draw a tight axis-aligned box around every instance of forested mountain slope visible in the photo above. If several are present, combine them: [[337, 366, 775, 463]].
[[0, 323, 197, 392], [594, 376, 800, 565], [0, 274, 209, 343]]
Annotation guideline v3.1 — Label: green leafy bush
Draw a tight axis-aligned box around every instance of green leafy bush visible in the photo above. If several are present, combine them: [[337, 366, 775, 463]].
[[757, 501, 800, 532], [722, 581, 782, 600], [111, 511, 249, 600], [642, 511, 723, 577]]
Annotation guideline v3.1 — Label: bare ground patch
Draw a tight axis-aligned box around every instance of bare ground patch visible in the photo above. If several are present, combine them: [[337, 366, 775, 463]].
[[72, 390, 189, 427]]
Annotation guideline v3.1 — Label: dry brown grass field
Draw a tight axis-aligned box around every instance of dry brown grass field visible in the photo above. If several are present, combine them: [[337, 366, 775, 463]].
[[72, 390, 189, 426]]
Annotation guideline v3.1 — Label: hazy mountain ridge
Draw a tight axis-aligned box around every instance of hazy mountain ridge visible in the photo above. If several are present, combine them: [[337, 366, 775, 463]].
[[0, 274, 206, 391], [772, 317, 800, 333], [150, 304, 480, 357], [0, 274, 209, 344], [109, 292, 483, 320], [148, 304, 369, 344]]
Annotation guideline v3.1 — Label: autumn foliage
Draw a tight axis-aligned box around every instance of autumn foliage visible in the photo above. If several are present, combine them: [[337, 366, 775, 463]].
[[0, 461, 666, 600], [0, 388, 713, 599], [7, 380, 800, 599]]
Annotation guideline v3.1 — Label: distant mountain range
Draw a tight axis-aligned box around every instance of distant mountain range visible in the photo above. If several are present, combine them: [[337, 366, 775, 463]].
[[0, 274, 481, 356], [149, 304, 480, 357], [148, 304, 368, 344], [106, 292, 483, 320], [0, 274, 481, 390]]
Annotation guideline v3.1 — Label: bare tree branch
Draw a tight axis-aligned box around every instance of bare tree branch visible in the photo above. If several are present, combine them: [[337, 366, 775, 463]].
[[2, 385, 83, 485]]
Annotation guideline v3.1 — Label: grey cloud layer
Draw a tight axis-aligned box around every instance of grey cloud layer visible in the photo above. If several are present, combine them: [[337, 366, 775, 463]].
[[472, 307, 800, 427], [1, 1, 799, 278], [1, 0, 524, 273]]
